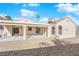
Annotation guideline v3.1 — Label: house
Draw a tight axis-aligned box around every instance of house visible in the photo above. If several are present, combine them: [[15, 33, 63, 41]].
[[0, 15, 10, 37], [76, 25, 79, 37], [16, 18, 32, 23], [0, 16, 76, 40], [0, 15, 7, 20], [48, 17, 76, 39]]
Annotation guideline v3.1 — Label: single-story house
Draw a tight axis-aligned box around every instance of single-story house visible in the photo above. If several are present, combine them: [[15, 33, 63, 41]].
[[0, 16, 76, 40], [76, 25, 79, 37]]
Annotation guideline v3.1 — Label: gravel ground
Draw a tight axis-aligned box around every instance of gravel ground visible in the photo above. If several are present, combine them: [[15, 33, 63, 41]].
[[0, 43, 79, 56], [0, 37, 79, 56], [0, 40, 79, 56]]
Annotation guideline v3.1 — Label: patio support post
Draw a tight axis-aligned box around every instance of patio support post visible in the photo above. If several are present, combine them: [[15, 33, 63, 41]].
[[3, 25, 6, 37], [23, 25, 27, 40], [3, 25, 12, 37], [48, 26, 52, 38]]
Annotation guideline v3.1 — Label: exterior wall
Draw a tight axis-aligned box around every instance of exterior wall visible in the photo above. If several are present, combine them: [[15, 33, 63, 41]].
[[47, 26, 52, 37], [0, 18, 76, 39], [51, 25, 57, 38], [0, 25, 4, 36], [76, 29, 79, 37], [26, 26, 36, 35], [26, 26, 47, 36], [56, 18, 76, 39], [2, 25, 48, 36], [40, 27, 47, 36], [15, 26, 47, 36], [11, 26, 23, 36], [4, 25, 12, 36], [19, 26, 23, 36]]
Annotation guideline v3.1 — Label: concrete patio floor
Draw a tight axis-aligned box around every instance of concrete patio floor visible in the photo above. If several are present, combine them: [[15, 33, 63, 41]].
[[0, 35, 48, 41]]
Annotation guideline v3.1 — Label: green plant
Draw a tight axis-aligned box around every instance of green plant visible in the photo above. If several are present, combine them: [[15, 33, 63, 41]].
[[36, 15, 40, 22], [5, 16, 12, 21]]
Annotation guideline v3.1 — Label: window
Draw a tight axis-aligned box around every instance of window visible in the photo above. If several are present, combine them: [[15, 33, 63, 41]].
[[58, 26, 62, 35], [52, 27, 55, 34], [0, 25, 3, 31], [28, 27, 32, 31], [12, 28, 19, 34]]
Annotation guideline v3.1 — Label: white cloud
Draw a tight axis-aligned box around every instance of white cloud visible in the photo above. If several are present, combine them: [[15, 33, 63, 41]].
[[21, 9, 37, 17], [67, 14, 78, 25], [0, 13, 7, 16], [39, 17, 48, 23], [28, 3, 40, 7], [56, 3, 79, 25], [13, 17, 24, 20], [75, 12, 79, 15], [13, 17, 19, 20], [22, 4, 27, 7], [56, 3, 79, 12]]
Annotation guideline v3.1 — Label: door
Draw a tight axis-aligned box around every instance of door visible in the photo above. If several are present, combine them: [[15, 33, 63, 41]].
[[36, 27, 40, 33], [12, 27, 19, 36]]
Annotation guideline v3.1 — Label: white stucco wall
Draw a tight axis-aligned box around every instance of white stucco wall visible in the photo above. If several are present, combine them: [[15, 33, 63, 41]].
[[56, 18, 76, 39], [26, 27, 47, 36]]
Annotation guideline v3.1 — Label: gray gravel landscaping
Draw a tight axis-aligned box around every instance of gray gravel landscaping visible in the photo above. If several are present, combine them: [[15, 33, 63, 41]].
[[0, 36, 79, 56], [0, 42, 79, 56]]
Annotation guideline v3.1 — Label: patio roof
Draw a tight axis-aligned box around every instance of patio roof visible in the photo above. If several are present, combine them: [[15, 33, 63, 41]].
[[0, 20, 53, 27]]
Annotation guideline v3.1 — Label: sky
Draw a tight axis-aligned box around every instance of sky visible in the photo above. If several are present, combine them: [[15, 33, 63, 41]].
[[0, 3, 79, 25]]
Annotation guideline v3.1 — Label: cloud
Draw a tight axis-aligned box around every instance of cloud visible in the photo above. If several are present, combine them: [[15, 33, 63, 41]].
[[22, 3, 28, 7], [13, 17, 25, 21], [56, 3, 79, 12], [13, 17, 19, 20], [67, 14, 78, 25], [21, 9, 37, 17], [28, 3, 40, 7], [75, 12, 79, 15], [22, 3, 40, 7], [39, 17, 48, 23], [0, 13, 7, 16], [22, 4, 27, 7]]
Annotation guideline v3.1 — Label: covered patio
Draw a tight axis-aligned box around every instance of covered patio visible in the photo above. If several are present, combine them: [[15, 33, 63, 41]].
[[0, 21, 52, 40]]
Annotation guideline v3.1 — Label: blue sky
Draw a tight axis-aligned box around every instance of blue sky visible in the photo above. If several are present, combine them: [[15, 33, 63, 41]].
[[0, 3, 79, 25]]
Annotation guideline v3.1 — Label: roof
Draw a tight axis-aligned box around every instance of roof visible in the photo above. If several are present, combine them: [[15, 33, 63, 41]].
[[0, 15, 6, 20], [48, 18, 64, 24], [16, 18, 33, 23], [48, 16, 77, 26], [0, 16, 76, 27], [0, 20, 51, 26]]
